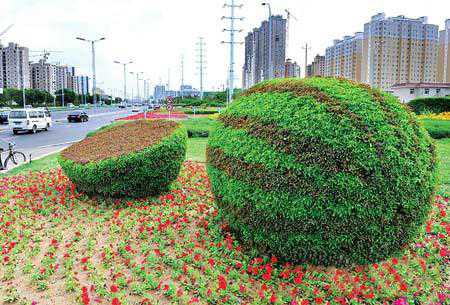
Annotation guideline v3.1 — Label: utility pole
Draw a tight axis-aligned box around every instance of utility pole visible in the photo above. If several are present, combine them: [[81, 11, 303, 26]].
[[302, 43, 311, 78], [196, 37, 206, 100], [76, 36, 106, 106], [180, 55, 185, 88], [222, 0, 243, 105], [167, 68, 171, 91], [114, 60, 133, 102]]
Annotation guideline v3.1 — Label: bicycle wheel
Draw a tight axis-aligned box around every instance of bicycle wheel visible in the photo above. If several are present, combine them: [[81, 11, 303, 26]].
[[5, 151, 27, 167]]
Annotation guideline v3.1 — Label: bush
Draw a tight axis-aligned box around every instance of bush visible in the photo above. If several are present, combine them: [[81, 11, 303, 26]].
[[183, 109, 219, 115], [420, 119, 450, 139], [182, 117, 218, 138], [207, 77, 437, 266], [59, 120, 187, 198], [408, 97, 450, 114]]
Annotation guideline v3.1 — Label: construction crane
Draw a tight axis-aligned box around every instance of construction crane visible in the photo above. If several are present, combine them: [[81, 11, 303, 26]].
[[30, 50, 63, 63], [284, 9, 298, 58], [0, 24, 14, 38]]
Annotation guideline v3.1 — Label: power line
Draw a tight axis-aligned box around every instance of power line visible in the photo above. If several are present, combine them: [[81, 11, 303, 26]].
[[222, 1, 244, 106], [302, 43, 311, 78], [196, 37, 206, 100]]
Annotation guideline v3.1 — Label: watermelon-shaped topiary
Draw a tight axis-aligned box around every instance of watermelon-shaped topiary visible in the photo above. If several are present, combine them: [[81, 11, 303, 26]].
[[59, 120, 187, 198], [206, 77, 437, 266]]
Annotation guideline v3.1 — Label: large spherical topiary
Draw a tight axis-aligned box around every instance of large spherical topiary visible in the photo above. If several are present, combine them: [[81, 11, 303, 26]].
[[59, 120, 187, 198], [206, 77, 437, 266]]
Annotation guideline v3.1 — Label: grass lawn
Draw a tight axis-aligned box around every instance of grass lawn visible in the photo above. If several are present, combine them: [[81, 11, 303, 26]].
[[436, 138, 450, 195], [3, 138, 208, 176], [4, 153, 60, 176]]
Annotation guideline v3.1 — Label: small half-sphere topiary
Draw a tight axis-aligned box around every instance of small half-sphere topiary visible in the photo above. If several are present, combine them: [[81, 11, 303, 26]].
[[59, 120, 187, 198], [206, 77, 437, 266]]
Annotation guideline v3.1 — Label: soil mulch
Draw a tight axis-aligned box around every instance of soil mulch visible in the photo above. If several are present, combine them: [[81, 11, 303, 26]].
[[61, 120, 179, 164]]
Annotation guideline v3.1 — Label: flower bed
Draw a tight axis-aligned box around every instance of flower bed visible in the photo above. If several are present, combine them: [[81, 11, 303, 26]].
[[117, 112, 188, 121], [59, 120, 187, 198], [0, 163, 448, 304]]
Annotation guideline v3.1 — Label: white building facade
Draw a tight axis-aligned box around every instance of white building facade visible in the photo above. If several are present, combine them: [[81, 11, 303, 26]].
[[390, 83, 450, 103]]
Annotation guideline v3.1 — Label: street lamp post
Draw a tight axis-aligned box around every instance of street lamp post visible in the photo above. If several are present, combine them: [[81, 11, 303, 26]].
[[76, 36, 105, 106], [114, 60, 133, 102], [262, 2, 272, 80]]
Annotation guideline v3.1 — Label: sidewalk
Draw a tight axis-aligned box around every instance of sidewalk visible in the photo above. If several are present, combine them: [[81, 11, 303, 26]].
[[0, 142, 73, 173]]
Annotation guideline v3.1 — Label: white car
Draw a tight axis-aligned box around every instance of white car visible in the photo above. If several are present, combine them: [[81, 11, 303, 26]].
[[8, 108, 52, 135], [131, 106, 140, 113]]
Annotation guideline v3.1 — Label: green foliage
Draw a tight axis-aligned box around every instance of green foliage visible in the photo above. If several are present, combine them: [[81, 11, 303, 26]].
[[420, 119, 450, 139], [207, 77, 437, 266], [54, 89, 79, 106], [183, 109, 219, 115], [408, 97, 450, 114], [0, 88, 54, 107], [59, 122, 187, 198], [181, 117, 218, 138]]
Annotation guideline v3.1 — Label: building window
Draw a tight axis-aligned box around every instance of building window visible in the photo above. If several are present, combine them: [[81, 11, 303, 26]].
[[425, 88, 430, 95], [436, 88, 441, 94], [409, 88, 414, 94]]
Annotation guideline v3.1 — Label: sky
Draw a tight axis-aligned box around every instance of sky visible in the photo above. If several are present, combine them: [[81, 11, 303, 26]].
[[1, 0, 449, 96]]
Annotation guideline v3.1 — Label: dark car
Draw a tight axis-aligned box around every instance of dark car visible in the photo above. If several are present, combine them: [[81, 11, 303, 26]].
[[0, 111, 10, 124], [67, 111, 89, 123]]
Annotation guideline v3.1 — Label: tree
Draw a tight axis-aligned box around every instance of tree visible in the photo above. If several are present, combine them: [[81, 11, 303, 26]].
[[54, 89, 79, 106], [0, 88, 53, 107]]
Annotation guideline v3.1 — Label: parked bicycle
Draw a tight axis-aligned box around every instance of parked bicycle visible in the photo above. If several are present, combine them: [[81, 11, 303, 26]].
[[0, 142, 27, 170]]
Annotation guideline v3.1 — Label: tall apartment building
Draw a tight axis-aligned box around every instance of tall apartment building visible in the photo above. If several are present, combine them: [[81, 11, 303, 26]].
[[307, 54, 326, 77], [242, 15, 287, 88], [77, 76, 90, 96], [55, 65, 69, 92], [362, 13, 439, 89], [66, 67, 79, 93], [30, 59, 57, 93], [437, 19, 450, 83], [0, 42, 31, 90], [284, 59, 301, 77], [325, 33, 364, 82]]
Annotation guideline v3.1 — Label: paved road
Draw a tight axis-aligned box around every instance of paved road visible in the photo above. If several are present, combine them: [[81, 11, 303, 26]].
[[0, 107, 138, 168]]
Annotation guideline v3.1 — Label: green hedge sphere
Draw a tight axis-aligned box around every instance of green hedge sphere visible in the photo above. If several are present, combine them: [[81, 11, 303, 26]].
[[206, 77, 437, 266]]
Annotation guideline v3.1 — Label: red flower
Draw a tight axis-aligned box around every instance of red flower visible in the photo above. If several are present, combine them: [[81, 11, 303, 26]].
[[110, 285, 118, 293], [270, 293, 277, 303], [112, 298, 121, 305], [301, 300, 309, 305], [218, 275, 227, 290]]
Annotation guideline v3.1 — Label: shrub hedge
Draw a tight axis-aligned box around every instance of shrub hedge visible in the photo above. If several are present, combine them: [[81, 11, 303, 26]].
[[184, 109, 219, 115], [59, 120, 187, 198], [408, 97, 450, 114], [420, 119, 450, 139], [207, 77, 437, 266]]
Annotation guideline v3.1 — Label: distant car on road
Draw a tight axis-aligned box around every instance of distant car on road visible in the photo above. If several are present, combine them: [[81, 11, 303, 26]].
[[131, 106, 140, 113], [67, 110, 89, 123], [9, 108, 52, 134], [0, 110, 11, 124]]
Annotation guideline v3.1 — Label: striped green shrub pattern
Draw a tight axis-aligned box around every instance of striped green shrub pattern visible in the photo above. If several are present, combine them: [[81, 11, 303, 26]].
[[206, 77, 437, 266]]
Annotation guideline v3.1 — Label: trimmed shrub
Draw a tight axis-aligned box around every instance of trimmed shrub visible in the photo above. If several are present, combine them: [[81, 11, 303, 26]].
[[59, 120, 187, 198], [420, 119, 450, 139], [408, 97, 450, 114], [184, 109, 219, 115], [207, 77, 437, 266]]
